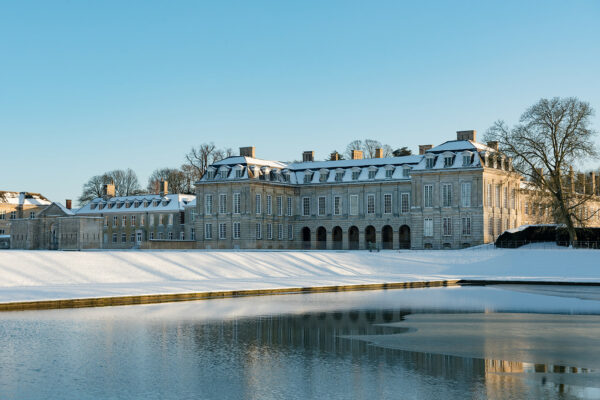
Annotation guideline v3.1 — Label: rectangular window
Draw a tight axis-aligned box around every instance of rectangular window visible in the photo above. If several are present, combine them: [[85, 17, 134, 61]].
[[424, 218, 433, 237], [266, 195, 272, 215], [168, 232, 173, 240], [140, 215, 145, 226], [443, 217, 452, 236], [384, 194, 392, 214], [121, 233, 127, 242], [205, 195, 213, 215], [122, 215, 127, 227], [511, 189, 516, 209], [403, 168, 410, 178], [150, 214, 154, 226], [352, 171, 360, 180], [385, 169, 393, 178], [350, 195, 359, 215], [401, 193, 410, 213], [191, 228, 196, 241], [104, 216, 108, 226], [367, 194, 375, 214], [335, 172, 343, 182], [256, 223, 262, 239], [159, 214, 163, 226], [278, 224, 283, 240], [489, 216, 494, 236], [426, 158, 435, 169], [219, 223, 226, 239], [287, 197, 292, 216], [368, 170, 376, 179], [302, 197, 310, 216], [304, 174, 311, 183], [113, 216, 118, 227], [158, 232, 163, 240], [462, 216, 471, 235], [112, 233, 117, 243], [205, 223, 212, 240], [333, 196, 341, 215], [10, 211, 16, 220], [288, 224, 293, 240], [444, 156, 453, 167], [130, 215, 135, 226], [318, 196, 326, 216], [0, 211, 5, 220], [525, 202, 529, 215], [463, 155, 471, 166], [442, 184, 452, 207], [277, 196, 283, 216], [255, 194, 262, 214], [461, 182, 471, 207], [497, 218, 502, 235], [150, 232, 154, 240], [424, 184, 433, 208], [233, 222, 240, 239], [495, 185, 501, 208], [168, 214, 173, 226], [267, 223, 273, 239], [487, 183, 492, 207], [219, 194, 227, 214], [179, 232, 185, 240], [233, 193, 241, 214], [503, 187, 508, 208], [29, 212, 35, 219]]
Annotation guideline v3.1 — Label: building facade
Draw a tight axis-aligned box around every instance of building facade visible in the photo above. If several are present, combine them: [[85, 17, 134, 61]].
[[75, 183, 195, 249], [194, 130, 600, 250], [0, 191, 51, 235]]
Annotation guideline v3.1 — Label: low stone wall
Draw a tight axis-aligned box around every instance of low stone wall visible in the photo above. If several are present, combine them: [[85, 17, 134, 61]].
[[141, 240, 197, 250]]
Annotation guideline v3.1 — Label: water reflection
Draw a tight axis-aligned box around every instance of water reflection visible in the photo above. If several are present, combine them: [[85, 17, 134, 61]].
[[1, 286, 600, 400]]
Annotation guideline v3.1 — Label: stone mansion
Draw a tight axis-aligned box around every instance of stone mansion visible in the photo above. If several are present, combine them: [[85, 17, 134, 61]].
[[194, 130, 562, 250]]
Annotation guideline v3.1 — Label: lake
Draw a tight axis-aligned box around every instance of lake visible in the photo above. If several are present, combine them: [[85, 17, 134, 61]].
[[1, 285, 600, 399]]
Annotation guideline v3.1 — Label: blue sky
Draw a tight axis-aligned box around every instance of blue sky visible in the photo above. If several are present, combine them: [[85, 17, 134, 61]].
[[1, 0, 599, 205]]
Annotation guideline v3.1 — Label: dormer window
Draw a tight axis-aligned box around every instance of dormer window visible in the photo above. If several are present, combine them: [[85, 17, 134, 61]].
[[125, 201, 131, 208], [99, 203, 105, 210], [303, 171, 312, 183], [116, 202, 123, 209], [220, 170, 228, 179], [426, 157, 435, 169], [463, 154, 471, 166], [444, 155, 454, 167], [352, 170, 360, 180], [319, 170, 329, 182], [108, 203, 114, 209], [385, 168, 393, 178], [335, 171, 344, 182], [236, 169, 243, 178], [368, 170, 376, 179], [402, 167, 411, 178], [134, 201, 140, 208], [90, 203, 97, 210], [143, 200, 149, 207], [152, 200, 159, 207]]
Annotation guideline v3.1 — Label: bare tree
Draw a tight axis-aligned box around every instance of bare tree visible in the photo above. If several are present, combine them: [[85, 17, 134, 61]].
[[382, 144, 394, 158], [78, 169, 143, 204], [185, 143, 233, 178], [146, 168, 189, 194], [485, 97, 598, 244], [78, 174, 110, 205], [362, 139, 382, 158]]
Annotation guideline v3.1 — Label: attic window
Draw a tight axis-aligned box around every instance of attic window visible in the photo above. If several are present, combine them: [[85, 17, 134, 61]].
[[335, 171, 344, 182], [426, 157, 435, 169], [108, 203, 114, 209], [90, 203, 97, 210], [134, 201, 140, 208], [152, 200, 159, 207], [125, 202, 131, 208], [368, 170, 376, 179], [303, 173, 312, 183], [403, 167, 411, 178], [98, 203, 105, 210], [162, 200, 170, 206], [144, 201, 149, 207], [220, 170, 228, 179], [352, 170, 360, 180], [385, 169, 393, 178], [463, 155, 471, 166], [116, 202, 123, 209], [284, 174, 290, 183], [236, 169, 243, 178], [319, 171, 329, 182], [207, 170, 215, 179], [444, 156, 454, 167]]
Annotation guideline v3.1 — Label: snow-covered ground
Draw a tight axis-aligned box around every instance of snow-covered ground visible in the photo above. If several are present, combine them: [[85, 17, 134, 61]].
[[0, 247, 599, 303]]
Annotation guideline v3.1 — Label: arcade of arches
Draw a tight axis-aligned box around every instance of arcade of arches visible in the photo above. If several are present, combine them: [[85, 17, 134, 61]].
[[302, 225, 411, 250]]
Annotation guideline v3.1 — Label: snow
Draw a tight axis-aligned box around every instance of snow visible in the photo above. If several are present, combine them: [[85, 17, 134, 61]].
[[429, 140, 495, 153], [1, 248, 599, 304]]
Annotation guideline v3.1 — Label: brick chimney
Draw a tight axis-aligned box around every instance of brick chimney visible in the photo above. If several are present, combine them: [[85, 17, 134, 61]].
[[65, 199, 72, 210], [457, 130, 476, 141], [351, 150, 363, 160], [240, 146, 255, 158], [418, 145, 433, 155], [303, 151, 314, 162], [102, 183, 115, 199], [159, 180, 168, 197], [374, 148, 383, 158], [330, 151, 340, 161]]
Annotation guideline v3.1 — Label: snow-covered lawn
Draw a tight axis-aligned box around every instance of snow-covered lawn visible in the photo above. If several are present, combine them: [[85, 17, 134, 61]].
[[0, 247, 598, 303]]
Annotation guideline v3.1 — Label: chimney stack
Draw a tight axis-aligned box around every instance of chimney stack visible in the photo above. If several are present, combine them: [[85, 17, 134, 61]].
[[303, 151, 314, 162], [374, 148, 383, 158], [457, 130, 477, 142], [418, 145, 433, 155], [351, 150, 363, 160], [65, 199, 72, 210], [159, 180, 168, 197], [239, 146, 255, 158], [102, 183, 115, 199], [330, 151, 340, 161]]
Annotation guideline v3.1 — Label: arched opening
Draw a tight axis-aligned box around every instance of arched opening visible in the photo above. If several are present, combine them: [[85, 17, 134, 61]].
[[348, 226, 359, 250], [302, 227, 311, 249], [332, 226, 343, 250], [399, 225, 411, 249], [365, 225, 376, 249], [317, 226, 327, 250], [382, 225, 393, 249]]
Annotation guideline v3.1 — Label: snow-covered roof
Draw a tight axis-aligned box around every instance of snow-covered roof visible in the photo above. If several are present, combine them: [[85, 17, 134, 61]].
[[0, 191, 51, 206], [287, 155, 421, 170], [211, 156, 287, 169], [76, 194, 195, 215], [428, 140, 496, 153]]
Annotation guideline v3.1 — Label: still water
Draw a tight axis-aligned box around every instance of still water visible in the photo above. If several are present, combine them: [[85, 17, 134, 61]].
[[1, 285, 600, 400]]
